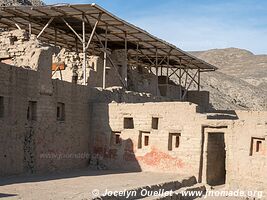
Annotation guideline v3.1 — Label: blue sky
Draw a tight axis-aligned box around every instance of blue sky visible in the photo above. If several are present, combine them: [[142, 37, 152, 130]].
[[45, 0, 267, 54]]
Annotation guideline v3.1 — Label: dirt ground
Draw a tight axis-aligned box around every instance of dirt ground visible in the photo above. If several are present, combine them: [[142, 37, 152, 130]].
[[0, 169, 187, 200]]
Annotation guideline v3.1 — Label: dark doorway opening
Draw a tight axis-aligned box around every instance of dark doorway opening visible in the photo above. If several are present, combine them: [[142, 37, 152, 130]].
[[207, 132, 226, 186]]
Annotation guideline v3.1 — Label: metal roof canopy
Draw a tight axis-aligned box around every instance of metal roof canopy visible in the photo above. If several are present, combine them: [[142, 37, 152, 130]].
[[0, 3, 217, 71]]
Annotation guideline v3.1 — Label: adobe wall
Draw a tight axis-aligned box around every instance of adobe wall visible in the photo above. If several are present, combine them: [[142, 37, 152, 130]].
[[52, 49, 159, 96], [1, 29, 266, 194], [0, 50, 169, 176], [226, 111, 267, 193], [0, 29, 211, 109], [0, 47, 92, 175], [90, 103, 267, 194], [90, 102, 207, 177], [187, 90, 210, 112]]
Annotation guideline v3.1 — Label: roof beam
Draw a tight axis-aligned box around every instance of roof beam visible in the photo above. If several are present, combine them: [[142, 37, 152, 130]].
[[61, 18, 83, 43], [37, 17, 54, 39], [85, 13, 102, 50]]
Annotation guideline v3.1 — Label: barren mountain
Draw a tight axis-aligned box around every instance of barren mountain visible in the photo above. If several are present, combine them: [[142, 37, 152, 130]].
[[0, 0, 44, 6], [190, 48, 267, 111]]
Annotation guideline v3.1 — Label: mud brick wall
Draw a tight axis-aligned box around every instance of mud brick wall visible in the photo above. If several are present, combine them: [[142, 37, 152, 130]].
[[226, 111, 267, 193], [90, 102, 207, 177], [0, 66, 91, 176], [0, 57, 172, 176], [0, 63, 39, 175]]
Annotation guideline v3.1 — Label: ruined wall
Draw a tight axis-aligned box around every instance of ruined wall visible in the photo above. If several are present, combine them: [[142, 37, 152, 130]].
[[0, 46, 92, 175], [0, 29, 51, 70], [187, 91, 210, 111], [2, 30, 266, 195], [0, 63, 38, 175], [0, 52, 170, 176], [90, 102, 207, 177], [52, 49, 158, 96], [226, 111, 267, 193], [0, 29, 211, 111]]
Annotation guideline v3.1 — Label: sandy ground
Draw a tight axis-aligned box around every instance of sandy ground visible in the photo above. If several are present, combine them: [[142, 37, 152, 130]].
[[0, 168, 187, 200]]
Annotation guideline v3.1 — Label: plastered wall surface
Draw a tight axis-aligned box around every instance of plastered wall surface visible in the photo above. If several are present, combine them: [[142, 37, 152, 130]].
[[0, 48, 91, 175], [90, 102, 207, 178], [226, 111, 267, 192], [0, 52, 170, 176], [91, 103, 267, 194]]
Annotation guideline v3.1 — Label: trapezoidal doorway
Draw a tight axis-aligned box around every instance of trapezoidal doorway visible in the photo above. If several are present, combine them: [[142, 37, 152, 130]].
[[206, 132, 226, 186]]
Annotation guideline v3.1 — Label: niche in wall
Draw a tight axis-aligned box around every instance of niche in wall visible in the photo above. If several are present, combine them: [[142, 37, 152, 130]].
[[57, 102, 65, 121], [250, 137, 265, 156], [168, 133, 181, 151], [124, 117, 134, 129], [27, 101, 37, 121], [110, 131, 122, 146], [138, 131, 150, 149], [151, 117, 159, 130]]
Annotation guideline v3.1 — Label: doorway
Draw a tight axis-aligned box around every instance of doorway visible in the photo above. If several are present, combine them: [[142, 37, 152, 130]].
[[206, 132, 226, 186]]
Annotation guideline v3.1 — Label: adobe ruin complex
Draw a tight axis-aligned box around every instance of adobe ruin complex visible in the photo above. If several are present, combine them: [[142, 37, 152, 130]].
[[0, 3, 266, 199]]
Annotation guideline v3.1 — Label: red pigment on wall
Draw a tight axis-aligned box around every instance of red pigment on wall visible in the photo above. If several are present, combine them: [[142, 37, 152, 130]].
[[137, 148, 184, 169]]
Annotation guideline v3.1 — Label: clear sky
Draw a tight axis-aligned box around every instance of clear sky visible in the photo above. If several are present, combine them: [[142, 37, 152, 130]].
[[44, 0, 267, 55]]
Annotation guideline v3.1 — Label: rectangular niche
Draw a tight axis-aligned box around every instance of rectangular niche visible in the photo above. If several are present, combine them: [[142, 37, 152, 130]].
[[57, 102, 65, 121], [138, 131, 150, 149], [168, 133, 181, 151], [123, 117, 134, 129], [27, 101, 37, 121], [250, 137, 265, 156], [151, 117, 159, 130], [111, 131, 122, 146]]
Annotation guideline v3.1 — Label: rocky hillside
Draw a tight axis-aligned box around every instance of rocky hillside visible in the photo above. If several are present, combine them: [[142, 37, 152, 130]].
[[0, 0, 44, 6], [190, 48, 267, 111]]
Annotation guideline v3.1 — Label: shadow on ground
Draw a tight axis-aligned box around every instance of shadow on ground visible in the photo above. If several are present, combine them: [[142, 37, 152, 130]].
[[0, 168, 138, 186], [0, 193, 17, 198]]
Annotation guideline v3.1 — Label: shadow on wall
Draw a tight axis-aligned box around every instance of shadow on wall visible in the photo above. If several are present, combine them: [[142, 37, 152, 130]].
[[0, 102, 141, 187], [89, 103, 142, 172]]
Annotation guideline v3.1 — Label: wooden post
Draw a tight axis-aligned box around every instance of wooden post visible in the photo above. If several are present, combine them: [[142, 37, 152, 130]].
[[103, 25, 108, 89], [15, 23, 21, 30], [93, 31, 126, 88], [124, 31, 128, 88], [28, 22, 32, 37], [136, 42, 139, 67], [156, 48, 158, 96], [166, 55, 169, 84], [198, 68, 200, 91], [182, 70, 198, 100], [62, 18, 82, 43], [37, 17, 54, 39], [82, 14, 86, 85], [86, 13, 102, 50], [179, 58, 182, 100]]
